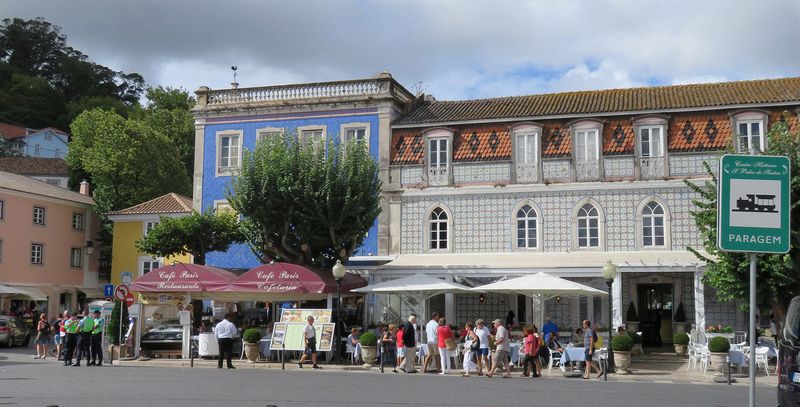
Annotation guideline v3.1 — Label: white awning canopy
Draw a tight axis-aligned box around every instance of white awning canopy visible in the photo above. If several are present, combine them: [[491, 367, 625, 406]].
[[78, 287, 104, 299], [471, 272, 607, 299], [351, 273, 474, 299], [0, 285, 48, 301]]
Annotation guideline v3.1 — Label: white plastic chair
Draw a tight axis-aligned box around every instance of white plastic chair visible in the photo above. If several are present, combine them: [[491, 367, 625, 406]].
[[547, 347, 562, 376], [755, 346, 771, 375], [345, 342, 356, 365]]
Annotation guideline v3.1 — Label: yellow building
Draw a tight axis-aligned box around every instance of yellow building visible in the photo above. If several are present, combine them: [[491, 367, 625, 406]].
[[107, 193, 193, 286]]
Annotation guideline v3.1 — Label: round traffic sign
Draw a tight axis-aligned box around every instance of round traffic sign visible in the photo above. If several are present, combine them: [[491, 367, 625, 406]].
[[114, 285, 129, 302], [125, 292, 135, 307]]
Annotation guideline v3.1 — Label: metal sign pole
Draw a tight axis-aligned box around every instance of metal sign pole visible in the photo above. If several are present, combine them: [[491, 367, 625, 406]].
[[749, 253, 756, 407], [119, 302, 124, 361]]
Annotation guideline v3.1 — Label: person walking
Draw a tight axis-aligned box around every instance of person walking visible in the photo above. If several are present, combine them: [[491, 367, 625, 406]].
[[473, 319, 490, 376], [461, 321, 479, 377], [33, 314, 50, 359], [63, 312, 78, 366], [436, 317, 453, 374], [423, 312, 440, 373], [298, 315, 320, 369], [522, 325, 542, 377], [214, 313, 237, 369], [486, 318, 511, 378], [402, 314, 418, 373], [57, 310, 68, 361], [382, 324, 398, 373], [582, 319, 601, 379], [89, 310, 104, 366], [73, 309, 95, 366]]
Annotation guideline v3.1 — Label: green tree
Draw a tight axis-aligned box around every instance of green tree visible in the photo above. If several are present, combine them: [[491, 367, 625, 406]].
[[686, 113, 800, 324], [136, 210, 244, 265], [67, 108, 190, 215], [107, 300, 130, 346], [133, 87, 196, 176], [227, 135, 381, 267]]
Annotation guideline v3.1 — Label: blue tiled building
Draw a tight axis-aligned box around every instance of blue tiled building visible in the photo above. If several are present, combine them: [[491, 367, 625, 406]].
[[191, 73, 414, 269]]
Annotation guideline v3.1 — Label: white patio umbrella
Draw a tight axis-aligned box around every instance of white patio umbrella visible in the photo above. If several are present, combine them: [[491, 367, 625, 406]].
[[352, 273, 475, 320], [472, 272, 607, 328]]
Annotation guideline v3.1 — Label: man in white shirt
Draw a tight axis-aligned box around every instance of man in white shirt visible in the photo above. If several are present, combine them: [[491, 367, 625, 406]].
[[298, 315, 321, 369], [487, 318, 511, 378], [214, 313, 237, 369], [473, 319, 490, 375], [423, 312, 441, 373]]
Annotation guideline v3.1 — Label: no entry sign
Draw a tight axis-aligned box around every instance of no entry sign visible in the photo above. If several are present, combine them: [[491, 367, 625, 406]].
[[717, 154, 791, 253]]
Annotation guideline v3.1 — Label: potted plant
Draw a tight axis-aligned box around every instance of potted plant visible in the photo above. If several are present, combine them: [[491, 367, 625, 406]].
[[242, 328, 262, 363], [625, 302, 639, 334], [359, 332, 378, 366], [611, 334, 634, 374], [673, 332, 690, 356], [705, 325, 735, 342], [107, 300, 130, 360], [707, 336, 731, 375], [673, 303, 688, 334], [628, 331, 644, 356]]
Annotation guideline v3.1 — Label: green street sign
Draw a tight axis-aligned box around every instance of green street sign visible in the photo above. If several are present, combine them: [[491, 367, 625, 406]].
[[718, 154, 791, 253]]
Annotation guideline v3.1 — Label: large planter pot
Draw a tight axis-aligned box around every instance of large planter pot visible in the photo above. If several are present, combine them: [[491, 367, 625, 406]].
[[631, 344, 643, 356], [361, 346, 376, 366], [244, 342, 260, 363], [614, 351, 632, 374], [709, 352, 729, 375], [674, 322, 688, 334], [674, 344, 687, 356]]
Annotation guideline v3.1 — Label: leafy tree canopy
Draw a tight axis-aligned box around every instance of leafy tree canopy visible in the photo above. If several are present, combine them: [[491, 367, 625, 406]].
[[687, 113, 800, 322], [227, 136, 381, 267], [136, 211, 244, 265]]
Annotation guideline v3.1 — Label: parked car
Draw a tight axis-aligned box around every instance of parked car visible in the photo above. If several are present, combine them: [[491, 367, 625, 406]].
[[0, 316, 31, 347], [779, 296, 800, 406]]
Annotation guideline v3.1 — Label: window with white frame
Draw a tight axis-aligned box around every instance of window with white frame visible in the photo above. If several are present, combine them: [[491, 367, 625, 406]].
[[34, 144, 40, 156], [141, 259, 160, 275], [515, 204, 538, 249], [256, 127, 284, 144], [639, 126, 664, 158], [72, 213, 83, 230], [514, 128, 539, 182], [736, 120, 765, 153], [576, 203, 600, 248], [428, 207, 449, 250], [428, 137, 449, 185], [70, 248, 82, 267], [299, 127, 326, 150], [216, 131, 242, 175], [144, 221, 158, 237], [642, 201, 665, 247], [33, 206, 45, 225], [31, 243, 43, 264], [54, 148, 61, 158], [575, 129, 599, 162]]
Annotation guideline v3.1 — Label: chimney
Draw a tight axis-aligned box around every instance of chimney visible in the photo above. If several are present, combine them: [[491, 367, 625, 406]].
[[79, 180, 91, 196]]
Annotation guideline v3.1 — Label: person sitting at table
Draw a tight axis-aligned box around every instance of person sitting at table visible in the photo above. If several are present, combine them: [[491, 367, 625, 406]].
[[547, 332, 564, 352], [382, 324, 398, 373], [573, 327, 584, 346], [347, 327, 362, 363]]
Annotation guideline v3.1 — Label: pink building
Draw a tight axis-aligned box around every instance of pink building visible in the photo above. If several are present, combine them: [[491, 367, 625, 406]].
[[0, 171, 102, 320]]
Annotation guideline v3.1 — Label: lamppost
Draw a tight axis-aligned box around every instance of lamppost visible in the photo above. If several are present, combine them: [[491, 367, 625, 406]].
[[601, 260, 617, 379], [332, 260, 346, 363]]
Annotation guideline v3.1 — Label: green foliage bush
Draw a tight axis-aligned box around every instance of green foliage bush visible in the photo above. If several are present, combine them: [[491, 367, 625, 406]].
[[673, 332, 690, 345], [708, 336, 731, 353], [626, 302, 639, 321], [627, 331, 643, 344], [611, 334, 634, 351], [359, 331, 377, 347], [243, 328, 262, 343]]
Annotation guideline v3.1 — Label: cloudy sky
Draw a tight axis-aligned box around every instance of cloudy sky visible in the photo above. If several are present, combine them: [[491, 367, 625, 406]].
[[5, 0, 800, 100]]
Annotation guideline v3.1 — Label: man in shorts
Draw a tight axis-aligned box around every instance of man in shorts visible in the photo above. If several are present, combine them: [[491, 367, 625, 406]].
[[423, 312, 440, 373], [298, 315, 321, 369], [473, 319, 490, 375], [487, 318, 512, 378]]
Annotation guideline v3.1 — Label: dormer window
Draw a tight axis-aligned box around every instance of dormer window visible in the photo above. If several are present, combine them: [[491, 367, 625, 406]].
[[424, 129, 453, 187], [633, 116, 668, 180], [732, 111, 767, 153], [571, 120, 602, 181], [512, 124, 541, 183]]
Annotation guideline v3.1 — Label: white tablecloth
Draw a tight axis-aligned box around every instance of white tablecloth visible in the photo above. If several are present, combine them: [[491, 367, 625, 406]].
[[560, 347, 586, 365], [728, 349, 746, 366]]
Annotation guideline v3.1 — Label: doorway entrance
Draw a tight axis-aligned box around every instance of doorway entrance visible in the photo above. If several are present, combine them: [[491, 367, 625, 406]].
[[637, 284, 673, 346]]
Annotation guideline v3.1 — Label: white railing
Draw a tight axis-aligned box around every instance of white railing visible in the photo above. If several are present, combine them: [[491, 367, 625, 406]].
[[640, 157, 665, 180], [428, 166, 449, 186], [576, 159, 600, 181], [516, 162, 539, 183], [199, 78, 410, 106]]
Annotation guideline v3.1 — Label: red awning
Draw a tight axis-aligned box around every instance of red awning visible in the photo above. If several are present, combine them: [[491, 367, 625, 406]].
[[222, 262, 367, 294], [130, 263, 239, 292]]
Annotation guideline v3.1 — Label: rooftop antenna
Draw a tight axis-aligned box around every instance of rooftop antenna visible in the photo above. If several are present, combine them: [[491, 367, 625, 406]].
[[230, 66, 239, 89], [412, 81, 427, 95]]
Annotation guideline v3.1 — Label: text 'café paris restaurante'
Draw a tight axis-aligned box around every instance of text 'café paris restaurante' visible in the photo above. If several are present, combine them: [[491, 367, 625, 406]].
[[129, 262, 367, 358]]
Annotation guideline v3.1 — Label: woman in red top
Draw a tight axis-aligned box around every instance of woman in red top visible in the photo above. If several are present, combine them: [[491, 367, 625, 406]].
[[436, 317, 453, 374], [396, 326, 405, 368]]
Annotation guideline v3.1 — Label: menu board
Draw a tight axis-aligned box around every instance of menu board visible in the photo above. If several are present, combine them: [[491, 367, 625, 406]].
[[270, 309, 334, 351]]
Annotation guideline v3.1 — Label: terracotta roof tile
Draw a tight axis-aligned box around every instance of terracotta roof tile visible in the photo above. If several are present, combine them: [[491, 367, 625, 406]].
[[0, 157, 69, 176], [107, 193, 193, 216], [603, 120, 635, 155], [667, 113, 731, 152], [395, 77, 800, 126], [453, 125, 510, 162], [390, 129, 425, 165], [0, 122, 31, 139], [542, 122, 572, 158]]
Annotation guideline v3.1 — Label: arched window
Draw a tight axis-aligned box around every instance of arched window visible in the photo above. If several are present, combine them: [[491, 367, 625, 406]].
[[642, 201, 665, 247], [577, 203, 599, 248], [429, 207, 449, 250], [516, 204, 538, 249]]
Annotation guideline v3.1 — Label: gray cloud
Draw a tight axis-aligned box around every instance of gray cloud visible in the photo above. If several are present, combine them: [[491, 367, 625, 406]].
[[5, 0, 800, 99]]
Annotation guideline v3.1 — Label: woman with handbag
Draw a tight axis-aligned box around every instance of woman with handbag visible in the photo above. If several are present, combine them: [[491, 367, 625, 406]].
[[436, 317, 454, 374], [461, 321, 480, 377]]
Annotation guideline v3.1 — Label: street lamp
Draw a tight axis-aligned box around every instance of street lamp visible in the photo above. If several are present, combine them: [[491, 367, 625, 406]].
[[332, 260, 346, 363], [601, 260, 617, 379]]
